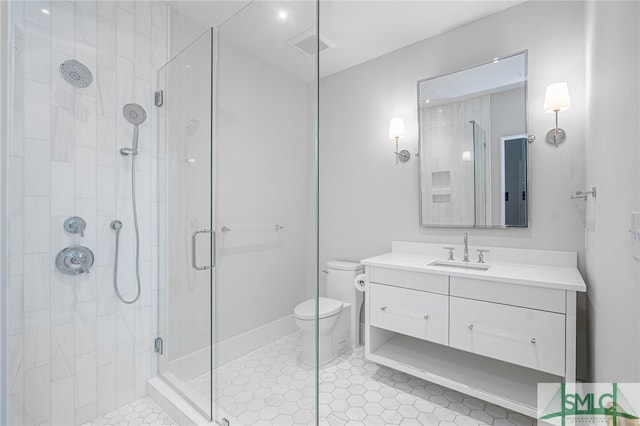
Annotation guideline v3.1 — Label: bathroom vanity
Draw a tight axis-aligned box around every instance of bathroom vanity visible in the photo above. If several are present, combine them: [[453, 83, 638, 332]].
[[360, 241, 586, 417]]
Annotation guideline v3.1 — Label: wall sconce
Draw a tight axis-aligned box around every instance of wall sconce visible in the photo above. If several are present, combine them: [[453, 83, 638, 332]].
[[543, 82, 571, 147], [389, 117, 410, 164]]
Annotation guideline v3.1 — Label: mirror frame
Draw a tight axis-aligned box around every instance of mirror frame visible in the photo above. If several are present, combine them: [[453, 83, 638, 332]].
[[416, 50, 529, 229]]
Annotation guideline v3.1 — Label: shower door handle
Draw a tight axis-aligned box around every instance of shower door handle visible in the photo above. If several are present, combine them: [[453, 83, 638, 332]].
[[192, 229, 214, 271]]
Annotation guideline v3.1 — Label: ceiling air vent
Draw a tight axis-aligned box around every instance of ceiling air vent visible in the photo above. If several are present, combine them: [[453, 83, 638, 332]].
[[288, 28, 334, 57]]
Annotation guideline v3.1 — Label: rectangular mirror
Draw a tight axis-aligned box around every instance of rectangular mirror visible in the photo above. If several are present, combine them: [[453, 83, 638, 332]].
[[418, 51, 528, 228]]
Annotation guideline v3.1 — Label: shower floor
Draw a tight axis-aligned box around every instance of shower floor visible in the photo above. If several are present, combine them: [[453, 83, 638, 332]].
[[186, 331, 534, 426], [82, 397, 177, 426]]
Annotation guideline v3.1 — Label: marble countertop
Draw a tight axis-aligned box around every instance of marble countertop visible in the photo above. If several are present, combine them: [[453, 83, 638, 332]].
[[361, 252, 587, 292]]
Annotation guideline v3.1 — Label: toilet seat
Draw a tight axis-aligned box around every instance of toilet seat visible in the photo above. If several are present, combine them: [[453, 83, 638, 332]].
[[294, 297, 343, 320]]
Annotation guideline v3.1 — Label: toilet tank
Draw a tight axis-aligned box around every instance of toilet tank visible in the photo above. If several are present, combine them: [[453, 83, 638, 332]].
[[326, 260, 363, 304]]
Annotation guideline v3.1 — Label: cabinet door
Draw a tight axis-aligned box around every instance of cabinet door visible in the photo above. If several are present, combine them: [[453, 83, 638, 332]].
[[449, 297, 565, 376], [370, 283, 448, 346]]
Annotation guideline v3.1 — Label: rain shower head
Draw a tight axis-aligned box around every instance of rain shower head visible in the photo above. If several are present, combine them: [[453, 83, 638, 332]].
[[122, 103, 147, 126], [59, 59, 93, 88]]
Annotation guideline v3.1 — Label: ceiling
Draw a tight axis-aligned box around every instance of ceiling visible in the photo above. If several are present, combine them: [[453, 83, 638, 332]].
[[169, 0, 526, 82]]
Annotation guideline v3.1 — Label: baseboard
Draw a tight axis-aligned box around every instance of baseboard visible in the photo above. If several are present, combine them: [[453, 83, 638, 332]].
[[169, 314, 297, 381]]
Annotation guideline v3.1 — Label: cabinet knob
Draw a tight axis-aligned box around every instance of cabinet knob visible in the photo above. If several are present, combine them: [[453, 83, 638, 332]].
[[468, 324, 474, 331], [424, 314, 431, 320], [530, 337, 536, 344], [380, 306, 387, 311]]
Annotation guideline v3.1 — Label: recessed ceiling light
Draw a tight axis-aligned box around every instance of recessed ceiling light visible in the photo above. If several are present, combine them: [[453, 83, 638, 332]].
[[278, 10, 288, 21], [41, 8, 50, 15], [425, 100, 430, 103]]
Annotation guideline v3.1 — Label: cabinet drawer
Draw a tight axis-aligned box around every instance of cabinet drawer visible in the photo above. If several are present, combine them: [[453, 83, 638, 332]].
[[370, 283, 448, 345], [449, 297, 565, 376], [369, 267, 448, 295], [450, 276, 566, 313]]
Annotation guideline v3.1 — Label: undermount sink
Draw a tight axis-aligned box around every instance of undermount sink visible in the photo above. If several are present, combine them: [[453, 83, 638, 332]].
[[429, 260, 492, 271]]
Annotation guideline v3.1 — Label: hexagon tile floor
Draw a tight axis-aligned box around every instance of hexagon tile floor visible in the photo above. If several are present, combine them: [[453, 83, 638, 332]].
[[184, 331, 535, 426], [82, 397, 177, 426]]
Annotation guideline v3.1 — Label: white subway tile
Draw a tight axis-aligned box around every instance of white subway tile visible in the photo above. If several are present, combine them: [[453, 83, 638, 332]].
[[116, 56, 134, 105], [51, 106, 75, 162], [50, 270, 75, 326], [97, 16, 117, 69], [8, 216, 24, 275], [134, 305, 151, 353], [75, 93, 97, 147], [8, 334, 24, 395], [8, 391, 24, 426], [24, 365, 51, 425], [151, 2, 167, 29], [9, 275, 24, 335], [24, 139, 51, 196], [151, 27, 167, 70], [75, 301, 97, 355], [75, 402, 97, 426], [51, 1, 75, 55], [134, 351, 151, 399], [75, 1, 96, 46], [25, 22, 52, 84], [24, 197, 49, 253], [50, 161, 74, 216], [24, 81, 51, 140], [25, 1, 52, 29], [24, 309, 50, 370], [135, 2, 151, 37], [97, 124, 117, 178], [116, 340, 134, 393], [117, 8, 135, 60], [96, 363, 117, 416], [75, 352, 97, 408], [97, 67, 117, 118], [10, 97, 24, 156], [51, 376, 75, 426], [117, 300, 135, 343], [97, 167, 117, 216], [50, 323, 74, 381], [134, 35, 151, 80], [96, 268, 117, 317], [24, 253, 49, 312], [97, 2, 117, 21], [74, 146, 97, 198], [97, 313, 117, 365]]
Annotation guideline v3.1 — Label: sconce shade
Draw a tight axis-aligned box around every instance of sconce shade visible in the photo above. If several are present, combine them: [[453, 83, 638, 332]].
[[544, 82, 571, 112], [389, 117, 406, 139]]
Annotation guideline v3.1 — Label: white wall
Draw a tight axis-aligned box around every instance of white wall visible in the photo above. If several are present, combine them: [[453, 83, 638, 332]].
[[6, 2, 168, 424], [319, 1, 586, 279], [215, 33, 316, 342], [584, 1, 640, 382]]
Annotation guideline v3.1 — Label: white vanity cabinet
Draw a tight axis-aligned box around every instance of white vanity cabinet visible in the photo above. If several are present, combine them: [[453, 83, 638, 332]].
[[361, 242, 587, 418]]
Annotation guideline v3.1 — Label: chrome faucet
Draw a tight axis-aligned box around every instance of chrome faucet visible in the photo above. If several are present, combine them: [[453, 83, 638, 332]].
[[463, 232, 469, 262]]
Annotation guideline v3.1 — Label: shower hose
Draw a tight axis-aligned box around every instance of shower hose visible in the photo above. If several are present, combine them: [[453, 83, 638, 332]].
[[113, 150, 142, 304]]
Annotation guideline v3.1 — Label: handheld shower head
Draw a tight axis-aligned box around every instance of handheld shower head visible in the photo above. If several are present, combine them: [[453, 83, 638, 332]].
[[122, 103, 147, 126]]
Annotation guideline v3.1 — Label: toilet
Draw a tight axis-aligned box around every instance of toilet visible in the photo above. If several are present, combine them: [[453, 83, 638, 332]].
[[294, 260, 364, 366]]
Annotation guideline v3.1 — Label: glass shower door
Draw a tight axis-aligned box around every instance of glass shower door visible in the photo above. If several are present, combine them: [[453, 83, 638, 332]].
[[157, 28, 214, 420]]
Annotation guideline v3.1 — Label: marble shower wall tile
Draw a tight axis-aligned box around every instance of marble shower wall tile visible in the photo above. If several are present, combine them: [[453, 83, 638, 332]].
[[8, 1, 167, 424]]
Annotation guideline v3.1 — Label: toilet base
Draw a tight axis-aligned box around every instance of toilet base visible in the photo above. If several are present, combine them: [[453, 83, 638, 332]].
[[295, 304, 351, 367]]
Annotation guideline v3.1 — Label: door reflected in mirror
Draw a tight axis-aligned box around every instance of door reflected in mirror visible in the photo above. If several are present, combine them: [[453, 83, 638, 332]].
[[418, 51, 528, 228]]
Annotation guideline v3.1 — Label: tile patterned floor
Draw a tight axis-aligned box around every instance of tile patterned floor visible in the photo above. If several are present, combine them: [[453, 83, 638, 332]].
[[187, 331, 535, 426], [82, 397, 177, 426]]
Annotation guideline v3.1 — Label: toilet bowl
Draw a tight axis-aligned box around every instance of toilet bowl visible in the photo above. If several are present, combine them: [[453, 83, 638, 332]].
[[294, 260, 364, 366]]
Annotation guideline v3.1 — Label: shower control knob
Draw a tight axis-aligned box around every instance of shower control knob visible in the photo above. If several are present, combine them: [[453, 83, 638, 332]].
[[64, 216, 86, 237], [56, 245, 95, 275]]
